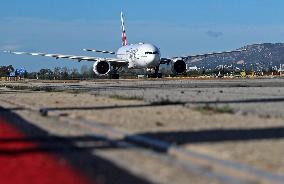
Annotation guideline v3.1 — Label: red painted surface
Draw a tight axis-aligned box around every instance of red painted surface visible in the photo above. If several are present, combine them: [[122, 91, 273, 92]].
[[0, 116, 94, 184]]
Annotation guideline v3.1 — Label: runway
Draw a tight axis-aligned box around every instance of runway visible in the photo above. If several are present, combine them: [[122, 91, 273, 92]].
[[1, 78, 284, 184]]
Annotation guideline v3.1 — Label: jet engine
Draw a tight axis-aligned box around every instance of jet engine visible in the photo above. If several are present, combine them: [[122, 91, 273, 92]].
[[171, 58, 187, 74], [93, 61, 111, 76]]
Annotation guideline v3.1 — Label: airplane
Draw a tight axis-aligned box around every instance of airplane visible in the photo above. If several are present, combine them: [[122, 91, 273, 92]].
[[4, 12, 245, 79]]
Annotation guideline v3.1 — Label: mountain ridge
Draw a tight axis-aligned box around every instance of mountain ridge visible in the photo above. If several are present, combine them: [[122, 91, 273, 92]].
[[186, 43, 284, 71]]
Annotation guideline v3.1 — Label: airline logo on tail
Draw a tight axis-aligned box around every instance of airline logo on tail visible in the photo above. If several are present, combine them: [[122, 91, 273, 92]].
[[121, 12, 127, 46]]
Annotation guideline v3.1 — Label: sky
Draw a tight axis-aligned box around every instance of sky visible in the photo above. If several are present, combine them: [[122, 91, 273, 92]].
[[1, 0, 284, 71]]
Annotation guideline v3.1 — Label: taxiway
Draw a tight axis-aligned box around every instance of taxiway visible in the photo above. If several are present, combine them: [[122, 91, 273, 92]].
[[1, 78, 284, 184]]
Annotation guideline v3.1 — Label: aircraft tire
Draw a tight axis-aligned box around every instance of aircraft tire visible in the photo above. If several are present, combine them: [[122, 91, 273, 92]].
[[110, 74, 120, 79], [147, 73, 162, 78], [147, 74, 155, 78]]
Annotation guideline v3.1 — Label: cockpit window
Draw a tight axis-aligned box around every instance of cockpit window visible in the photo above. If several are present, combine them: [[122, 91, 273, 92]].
[[145, 51, 159, 55]]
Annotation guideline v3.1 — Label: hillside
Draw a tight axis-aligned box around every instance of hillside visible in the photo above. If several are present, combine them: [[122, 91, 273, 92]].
[[187, 43, 284, 71]]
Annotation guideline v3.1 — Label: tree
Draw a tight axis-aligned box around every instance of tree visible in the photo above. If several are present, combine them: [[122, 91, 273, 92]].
[[88, 66, 95, 79], [53, 67, 61, 80], [38, 69, 54, 80], [61, 67, 69, 80], [26, 72, 38, 79], [81, 65, 89, 79], [7, 65, 15, 74], [0, 65, 15, 77], [70, 68, 80, 79]]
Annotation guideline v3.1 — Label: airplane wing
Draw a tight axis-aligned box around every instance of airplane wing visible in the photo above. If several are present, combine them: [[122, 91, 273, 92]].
[[160, 48, 246, 65], [3, 50, 127, 63], [160, 49, 246, 64], [174, 49, 246, 60], [83, 48, 116, 55]]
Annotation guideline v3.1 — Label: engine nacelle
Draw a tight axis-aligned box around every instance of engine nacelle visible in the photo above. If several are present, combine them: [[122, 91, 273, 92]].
[[171, 58, 187, 74], [93, 61, 111, 76]]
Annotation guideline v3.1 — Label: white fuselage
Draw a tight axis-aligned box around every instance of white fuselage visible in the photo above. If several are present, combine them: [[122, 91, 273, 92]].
[[116, 43, 161, 69]]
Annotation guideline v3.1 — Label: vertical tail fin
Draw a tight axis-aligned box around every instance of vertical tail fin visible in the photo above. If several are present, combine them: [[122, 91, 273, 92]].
[[121, 12, 127, 46]]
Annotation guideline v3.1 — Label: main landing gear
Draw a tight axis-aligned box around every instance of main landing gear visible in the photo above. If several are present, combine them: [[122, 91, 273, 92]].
[[109, 65, 120, 79], [147, 67, 162, 78], [110, 73, 120, 79]]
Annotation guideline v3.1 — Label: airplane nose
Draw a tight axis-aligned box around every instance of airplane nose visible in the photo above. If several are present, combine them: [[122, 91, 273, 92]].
[[154, 54, 160, 63], [150, 54, 160, 65]]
